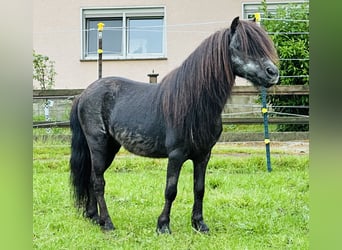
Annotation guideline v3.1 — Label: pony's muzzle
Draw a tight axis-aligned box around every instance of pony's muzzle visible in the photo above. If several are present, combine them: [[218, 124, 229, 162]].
[[266, 66, 279, 85]]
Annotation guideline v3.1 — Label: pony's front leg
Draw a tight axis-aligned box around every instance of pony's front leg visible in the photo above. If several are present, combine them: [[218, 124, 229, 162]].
[[191, 153, 211, 233], [157, 149, 185, 234]]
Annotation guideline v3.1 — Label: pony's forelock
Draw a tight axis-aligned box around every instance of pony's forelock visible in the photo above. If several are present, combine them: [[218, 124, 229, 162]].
[[236, 20, 279, 64]]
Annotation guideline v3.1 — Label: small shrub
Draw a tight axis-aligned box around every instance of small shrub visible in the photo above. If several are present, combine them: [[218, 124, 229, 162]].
[[260, 1, 309, 131], [33, 50, 56, 90]]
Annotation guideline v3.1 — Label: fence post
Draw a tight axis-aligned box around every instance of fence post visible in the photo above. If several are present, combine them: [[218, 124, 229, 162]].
[[147, 70, 159, 83], [97, 22, 104, 79], [44, 99, 52, 133], [256, 12, 272, 172], [261, 87, 272, 172]]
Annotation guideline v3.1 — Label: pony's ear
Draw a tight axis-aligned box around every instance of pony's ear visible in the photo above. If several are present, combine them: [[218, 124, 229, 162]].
[[230, 16, 240, 34]]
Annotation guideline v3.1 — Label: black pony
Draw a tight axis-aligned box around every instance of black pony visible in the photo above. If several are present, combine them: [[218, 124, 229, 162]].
[[70, 17, 279, 234]]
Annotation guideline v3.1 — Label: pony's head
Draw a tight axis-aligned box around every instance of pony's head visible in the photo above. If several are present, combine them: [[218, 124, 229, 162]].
[[229, 17, 279, 88]]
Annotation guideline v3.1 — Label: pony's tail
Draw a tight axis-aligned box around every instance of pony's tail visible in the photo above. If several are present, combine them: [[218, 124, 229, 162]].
[[69, 97, 91, 212]]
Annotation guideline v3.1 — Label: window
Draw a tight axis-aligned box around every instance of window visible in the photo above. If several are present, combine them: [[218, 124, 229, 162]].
[[243, 2, 280, 20], [81, 7, 166, 60], [242, 1, 307, 20]]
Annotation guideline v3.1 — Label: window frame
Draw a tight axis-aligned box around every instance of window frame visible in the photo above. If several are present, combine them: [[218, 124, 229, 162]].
[[80, 6, 166, 60]]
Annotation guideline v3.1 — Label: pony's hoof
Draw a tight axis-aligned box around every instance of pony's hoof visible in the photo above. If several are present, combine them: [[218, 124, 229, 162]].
[[84, 213, 102, 226], [90, 215, 100, 225], [156, 225, 172, 234], [192, 220, 210, 234], [100, 221, 115, 231]]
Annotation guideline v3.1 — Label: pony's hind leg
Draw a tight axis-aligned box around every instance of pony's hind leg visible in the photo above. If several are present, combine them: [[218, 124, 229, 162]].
[[87, 137, 121, 231], [84, 184, 99, 224], [191, 153, 211, 233], [84, 139, 120, 226]]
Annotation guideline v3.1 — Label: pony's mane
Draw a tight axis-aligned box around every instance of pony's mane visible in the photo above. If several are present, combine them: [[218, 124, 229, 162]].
[[161, 28, 233, 125], [159, 20, 278, 147]]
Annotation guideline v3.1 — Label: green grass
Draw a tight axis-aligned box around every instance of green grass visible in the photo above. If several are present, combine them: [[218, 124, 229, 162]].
[[33, 140, 309, 249]]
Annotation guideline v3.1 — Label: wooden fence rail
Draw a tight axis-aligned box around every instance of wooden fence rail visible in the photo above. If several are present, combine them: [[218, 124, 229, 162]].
[[33, 85, 309, 98], [33, 85, 309, 128]]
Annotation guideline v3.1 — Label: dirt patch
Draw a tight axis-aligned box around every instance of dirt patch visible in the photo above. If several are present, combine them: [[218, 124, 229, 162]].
[[216, 140, 309, 155]]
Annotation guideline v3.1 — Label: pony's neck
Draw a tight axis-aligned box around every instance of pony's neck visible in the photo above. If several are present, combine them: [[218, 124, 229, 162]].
[[178, 28, 235, 113], [160, 28, 235, 138]]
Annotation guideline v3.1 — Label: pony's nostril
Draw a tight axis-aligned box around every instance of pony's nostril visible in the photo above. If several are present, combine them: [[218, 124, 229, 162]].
[[266, 67, 278, 77]]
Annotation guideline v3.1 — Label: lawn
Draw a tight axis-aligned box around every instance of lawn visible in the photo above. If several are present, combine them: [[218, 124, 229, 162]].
[[33, 140, 309, 249]]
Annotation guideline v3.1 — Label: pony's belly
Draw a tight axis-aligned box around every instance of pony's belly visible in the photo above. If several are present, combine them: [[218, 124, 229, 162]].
[[114, 128, 167, 158]]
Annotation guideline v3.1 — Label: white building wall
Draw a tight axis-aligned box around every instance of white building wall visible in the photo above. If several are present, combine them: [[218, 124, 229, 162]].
[[33, 0, 294, 88]]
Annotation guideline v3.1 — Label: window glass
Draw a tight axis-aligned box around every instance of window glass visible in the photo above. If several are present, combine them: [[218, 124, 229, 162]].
[[127, 18, 163, 54], [86, 19, 122, 56]]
